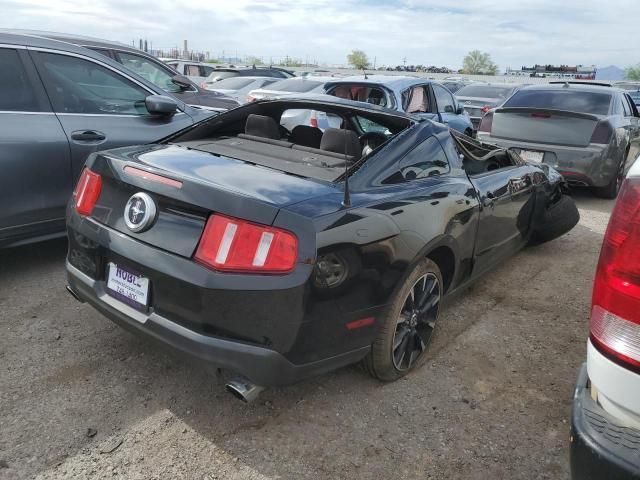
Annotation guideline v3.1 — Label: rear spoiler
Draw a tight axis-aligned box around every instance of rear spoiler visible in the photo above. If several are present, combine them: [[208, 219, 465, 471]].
[[493, 107, 601, 122]]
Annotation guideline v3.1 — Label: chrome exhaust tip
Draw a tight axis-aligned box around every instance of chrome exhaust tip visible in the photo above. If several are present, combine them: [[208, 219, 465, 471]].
[[225, 377, 264, 403], [65, 285, 85, 303]]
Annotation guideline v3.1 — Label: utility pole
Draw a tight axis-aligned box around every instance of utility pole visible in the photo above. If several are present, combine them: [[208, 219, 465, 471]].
[[373, 56, 377, 70], [403, 56, 407, 67]]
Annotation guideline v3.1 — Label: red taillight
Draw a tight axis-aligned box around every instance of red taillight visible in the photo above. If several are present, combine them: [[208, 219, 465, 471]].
[[478, 111, 493, 132], [73, 168, 102, 216], [590, 177, 640, 370], [480, 105, 490, 114], [590, 121, 614, 144], [194, 214, 298, 274]]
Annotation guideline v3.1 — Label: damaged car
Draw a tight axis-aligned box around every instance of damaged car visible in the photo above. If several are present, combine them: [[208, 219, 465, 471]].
[[65, 96, 579, 401]]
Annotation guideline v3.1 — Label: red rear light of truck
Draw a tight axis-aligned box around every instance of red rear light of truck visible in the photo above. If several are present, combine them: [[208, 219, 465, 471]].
[[590, 177, 640, 370], [73, 168, 102, 216], [194, 214, 298, 274], [478, 111, 493, 132]]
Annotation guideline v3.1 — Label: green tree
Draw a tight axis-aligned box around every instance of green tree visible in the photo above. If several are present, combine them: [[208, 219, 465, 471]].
[[462, 50, 498, 75], [347, 49, 370, 70], [625, 64, 640, 81]]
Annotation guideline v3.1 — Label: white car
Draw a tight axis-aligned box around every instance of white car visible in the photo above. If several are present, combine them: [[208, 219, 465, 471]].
[[201, 76, 279, 103], [165, 60, 217, 84], [571, 158, 640, 478], [245, 76, 335, 103]]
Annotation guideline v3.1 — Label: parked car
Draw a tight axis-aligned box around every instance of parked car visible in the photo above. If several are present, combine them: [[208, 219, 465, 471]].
[[455, 83, 523, 131], [615, 81, 640, 108], [164, 60, 217, 84], [7, 30, 240, 111], [65, 96, 578, 401], [477, 83, 640, 198], [200, 76, 279, 103], [0, 31, 216, 248], [204, 66, 295, 83], [570, 159, 640, 479], [245, 76, 334, 102], [324, 75, 474, 135]]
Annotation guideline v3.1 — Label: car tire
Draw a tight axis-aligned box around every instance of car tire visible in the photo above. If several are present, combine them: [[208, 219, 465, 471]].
[[363, 258, 442, 382], [594, 153, 627, 199], [529, 195, 580, 245]]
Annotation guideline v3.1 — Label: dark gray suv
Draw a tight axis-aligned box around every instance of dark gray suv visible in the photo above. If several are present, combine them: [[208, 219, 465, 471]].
[[0, 32, 215, 247]]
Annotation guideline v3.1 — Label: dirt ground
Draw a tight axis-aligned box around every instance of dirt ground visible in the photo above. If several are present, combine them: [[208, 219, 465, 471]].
[[0, 191, 614, 480]]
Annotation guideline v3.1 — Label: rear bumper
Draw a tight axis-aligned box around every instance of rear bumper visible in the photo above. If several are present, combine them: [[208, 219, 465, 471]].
[[476, 135, 613, 187], [67, 261, 369, 386], [570, 364, 640, 479]]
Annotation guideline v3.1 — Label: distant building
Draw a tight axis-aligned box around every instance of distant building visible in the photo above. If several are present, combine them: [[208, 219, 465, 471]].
[[505, 64, 596, 79]]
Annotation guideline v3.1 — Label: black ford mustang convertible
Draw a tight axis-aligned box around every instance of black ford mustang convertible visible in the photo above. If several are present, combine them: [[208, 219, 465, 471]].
[[65, 96, 578, 400]]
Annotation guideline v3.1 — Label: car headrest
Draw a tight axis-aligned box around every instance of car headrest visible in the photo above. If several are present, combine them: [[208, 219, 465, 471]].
[[320, 128, 361, 158], [289, 125, 323, 149], [245, 114, 280, 139]]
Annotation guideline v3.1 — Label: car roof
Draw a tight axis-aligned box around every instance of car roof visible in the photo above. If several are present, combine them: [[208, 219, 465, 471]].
[[324, 75, 437, 90], [457, 82, 521, 88], [0, 29, 145, 54], [519, 83, 618, 94], [0, 30, 188, 107]]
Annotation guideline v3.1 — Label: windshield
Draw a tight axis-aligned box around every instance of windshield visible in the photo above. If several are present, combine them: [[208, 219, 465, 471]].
[[117, 52, 182, 93], [456, 85, 516, 99], [503, 89, 612, 115], [266, 79, 323, 92], [210, 77, 256, 89]]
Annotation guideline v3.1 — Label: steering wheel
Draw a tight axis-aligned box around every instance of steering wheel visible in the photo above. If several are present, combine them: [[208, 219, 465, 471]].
[[359, 131, 388, 151]]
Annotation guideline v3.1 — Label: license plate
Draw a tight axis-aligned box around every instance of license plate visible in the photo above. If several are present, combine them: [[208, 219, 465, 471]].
[[106, 262, 149, 311], [519, 150, 544, 163]]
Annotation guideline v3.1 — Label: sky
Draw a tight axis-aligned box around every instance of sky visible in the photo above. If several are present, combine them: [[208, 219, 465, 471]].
[[4, 0, 639, 69]]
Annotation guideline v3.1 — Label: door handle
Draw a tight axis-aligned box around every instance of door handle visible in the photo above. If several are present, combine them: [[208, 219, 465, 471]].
[[70, 130, 106, 142]]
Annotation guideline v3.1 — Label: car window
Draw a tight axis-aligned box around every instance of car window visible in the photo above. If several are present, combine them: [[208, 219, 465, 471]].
[[280, 109, 342, 131], [629, 92, 640, 107], [403, 86, 429, 113], [383, 136, 450, 183], [166, 62, 180, 73], [116, 51, 181, 93], [268, 79, 323, 92], [455, 85, 515, 99], [38, 52, 149, 115], [354, 115, 390, 135], [185, 65, 200, 76], [0, 49, 40, 112], [330, 85, 388, 107], [621, 95, 633, 117], [433, 84, 456, 113], [201, 65, 215, 77], [503, 89, 612, 115]]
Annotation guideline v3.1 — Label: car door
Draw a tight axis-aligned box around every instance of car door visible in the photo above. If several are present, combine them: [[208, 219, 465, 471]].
[[468, 164, 537, 276], [0, 46, 72, 244], [622, 93, 640, 172], [30, 49, 195, 182], [432, 83, 470, 134]]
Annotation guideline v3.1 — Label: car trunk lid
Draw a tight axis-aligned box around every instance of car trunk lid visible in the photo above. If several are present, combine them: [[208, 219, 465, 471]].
[[490, 107, 601, 147], [86, 144, 336, 257]]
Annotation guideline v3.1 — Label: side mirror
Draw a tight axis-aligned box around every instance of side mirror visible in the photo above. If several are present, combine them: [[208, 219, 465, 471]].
[[456, 104, 465, 115], [145, 95, 178, 116], [171, 74, 192, 91]]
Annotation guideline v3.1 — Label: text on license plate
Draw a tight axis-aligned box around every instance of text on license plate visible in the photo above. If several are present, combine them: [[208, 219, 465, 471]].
[[106, 262, 149, 309], [519, 150, 544, 163]]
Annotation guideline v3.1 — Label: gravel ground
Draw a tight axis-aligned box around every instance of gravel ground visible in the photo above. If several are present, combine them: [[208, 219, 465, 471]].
[[0, 191, 614, 480]]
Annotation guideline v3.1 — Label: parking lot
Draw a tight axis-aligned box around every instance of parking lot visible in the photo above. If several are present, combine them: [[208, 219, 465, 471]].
[[0, 191, 613, 480]]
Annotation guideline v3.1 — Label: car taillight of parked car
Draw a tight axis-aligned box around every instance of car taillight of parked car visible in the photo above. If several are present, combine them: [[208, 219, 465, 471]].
[[73, 168, 102, 216], [194, 214, 298, 274], [590, 121, 614, 144], [478, 111, 494, 132], [590, 176, 640, 371]]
